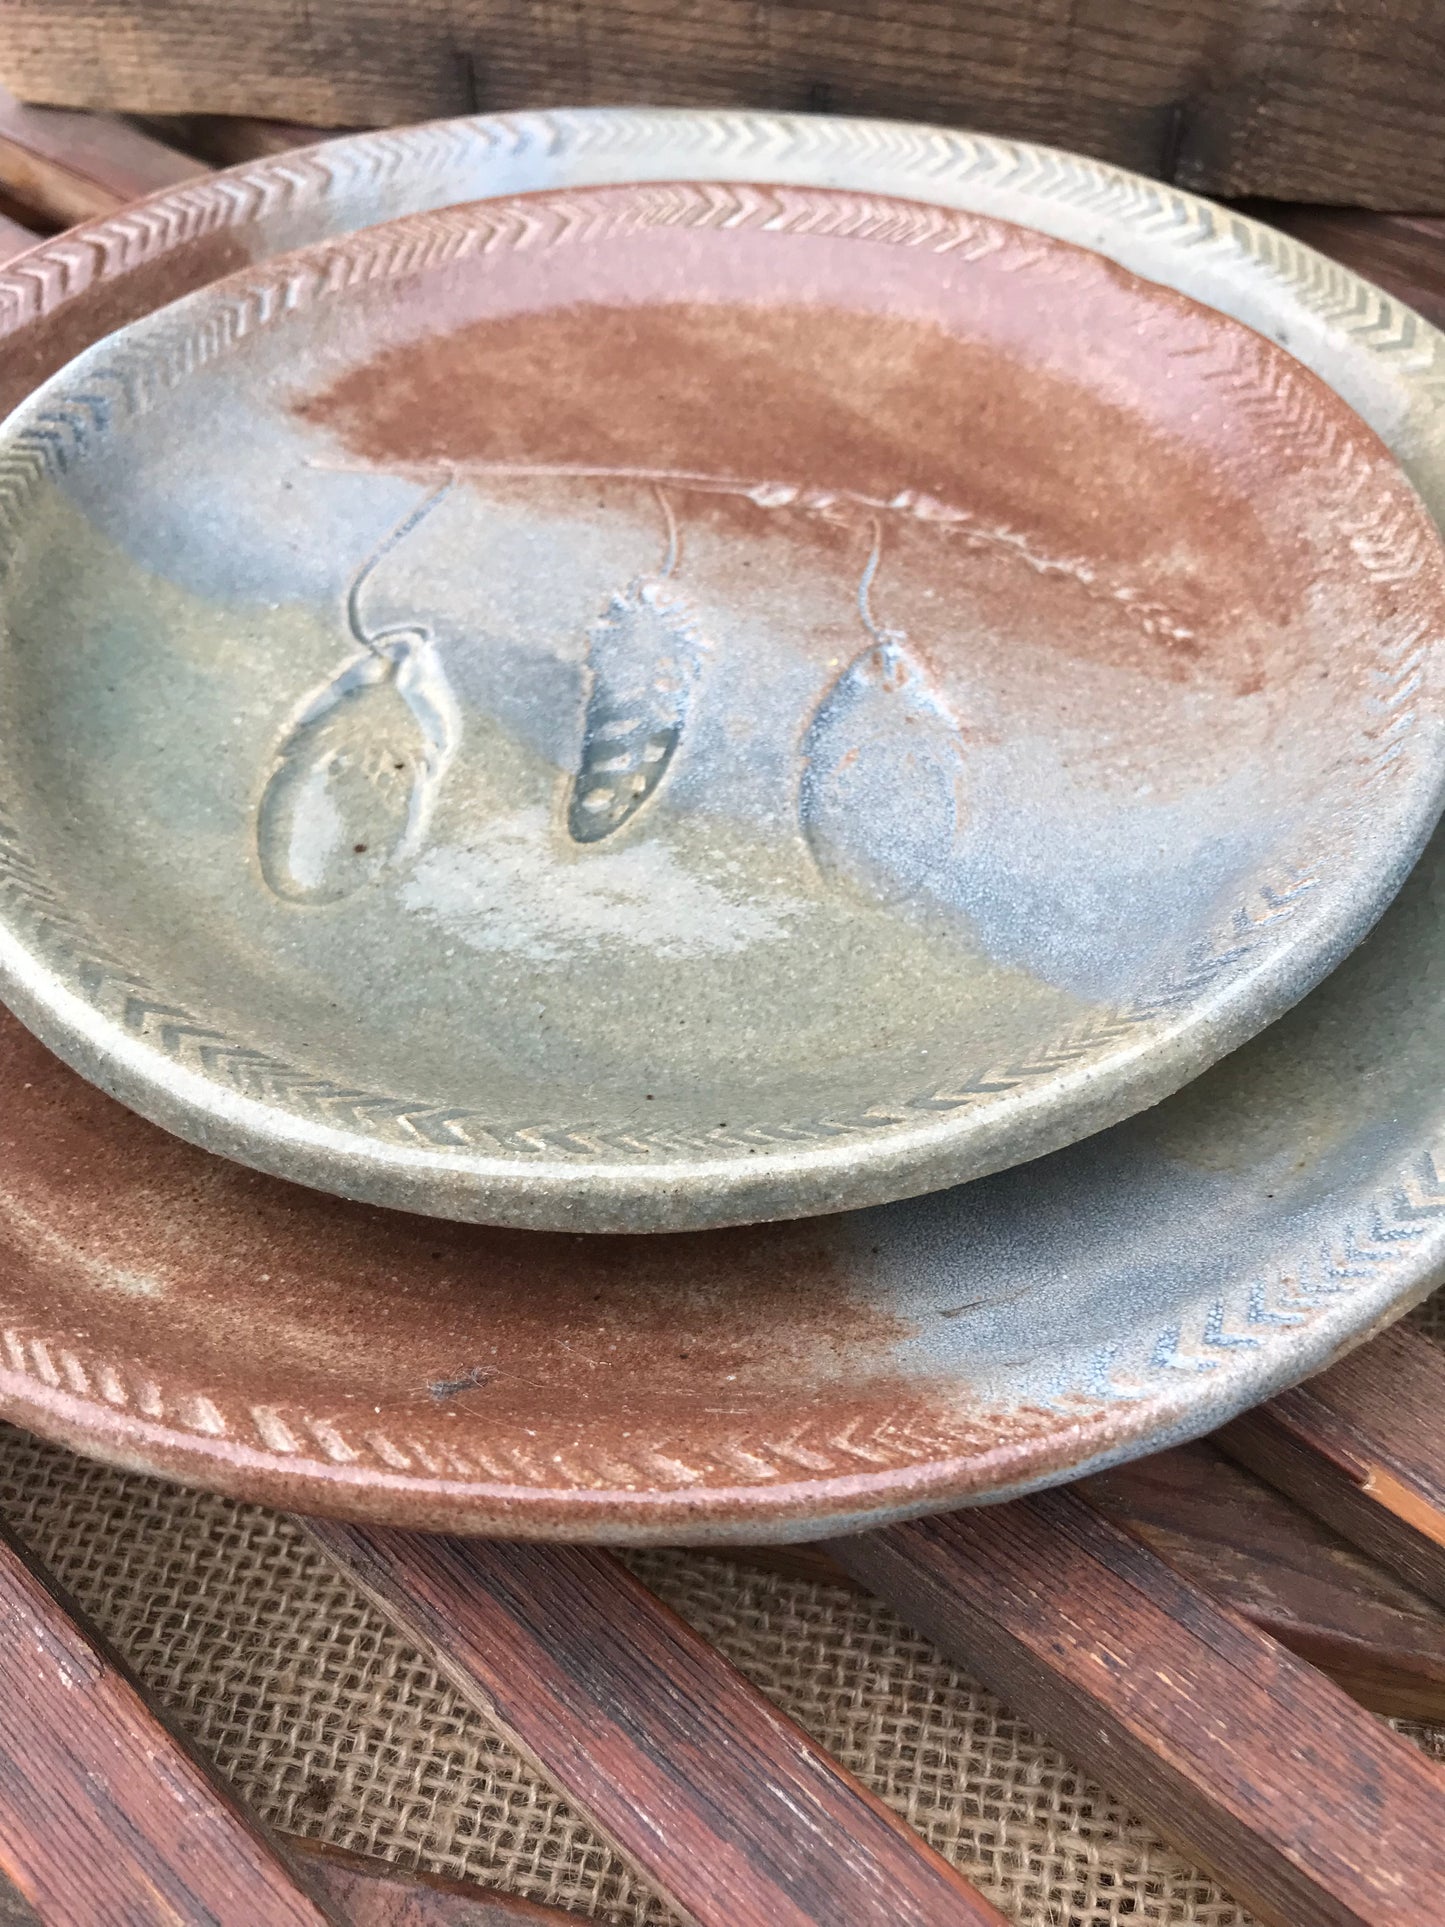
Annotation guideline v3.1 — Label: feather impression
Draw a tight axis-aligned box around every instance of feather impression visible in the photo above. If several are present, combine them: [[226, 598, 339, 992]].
[[800, 520, 968, 904], [256, 633, 456, 903], [567, 490, 710, 843], [257, 481, 457, 903]]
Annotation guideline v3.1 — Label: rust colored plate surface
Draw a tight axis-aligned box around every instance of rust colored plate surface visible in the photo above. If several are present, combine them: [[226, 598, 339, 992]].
[[0, 124, 1443, 1533]]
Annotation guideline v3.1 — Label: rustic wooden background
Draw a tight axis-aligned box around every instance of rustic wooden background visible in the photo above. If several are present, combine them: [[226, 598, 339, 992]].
[[1, 0, 1443, 209]]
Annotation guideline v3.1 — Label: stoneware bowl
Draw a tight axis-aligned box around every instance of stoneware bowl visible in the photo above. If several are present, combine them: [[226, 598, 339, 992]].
[[1, 120, 1443, 1233]]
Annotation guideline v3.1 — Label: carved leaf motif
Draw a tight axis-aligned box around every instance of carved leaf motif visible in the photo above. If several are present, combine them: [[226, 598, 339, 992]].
[[257, 636, 452, 904], [800, 639, 968, 904], [567, 578, 710, 843]]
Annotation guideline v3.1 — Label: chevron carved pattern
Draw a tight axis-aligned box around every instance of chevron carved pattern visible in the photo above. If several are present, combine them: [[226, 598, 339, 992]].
[[0, 141, 1437, 1167], [0, 114, 1439, 1505], [0, 1134, 1442, 1490]]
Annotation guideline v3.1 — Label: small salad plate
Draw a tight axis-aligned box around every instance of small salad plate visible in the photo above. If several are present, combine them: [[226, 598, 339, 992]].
[[0, 801, 1440, 1540], [0, 135, 1442, 1230]]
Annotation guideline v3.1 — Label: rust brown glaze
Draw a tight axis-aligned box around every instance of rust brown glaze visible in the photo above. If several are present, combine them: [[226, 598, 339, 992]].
[[0, 225, 253, 405], [295, 252, 1313, 692], [0, 1004, 1168, 1540], [0, 120, 1442, 1532], [0, 188, 273, 418]]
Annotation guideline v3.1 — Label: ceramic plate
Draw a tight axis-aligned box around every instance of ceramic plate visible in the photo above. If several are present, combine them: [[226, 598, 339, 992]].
[[1, 152, 1444, 1232], [0, 791, 1441, 1540]]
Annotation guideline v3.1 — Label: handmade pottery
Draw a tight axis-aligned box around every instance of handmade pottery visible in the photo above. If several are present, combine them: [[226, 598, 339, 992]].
[[0, 791, 1442, 1539], [0, 162, 1442, 1230], [0, 113, 1442, 1534]]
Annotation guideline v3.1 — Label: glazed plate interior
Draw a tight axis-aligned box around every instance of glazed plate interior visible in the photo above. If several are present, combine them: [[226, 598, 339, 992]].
[[0, 180, 1443, 1231]]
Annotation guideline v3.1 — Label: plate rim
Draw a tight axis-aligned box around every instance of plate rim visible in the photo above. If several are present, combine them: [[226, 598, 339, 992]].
[[0, 117, 1443, 1232], [0, 113, 1440, 1540]]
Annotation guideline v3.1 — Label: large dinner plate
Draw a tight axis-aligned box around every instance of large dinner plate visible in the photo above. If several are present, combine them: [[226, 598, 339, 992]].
[[0, 116, 1441, 1532], [0, 802, 1440, 1541], [0, 138, 1443, 1230]]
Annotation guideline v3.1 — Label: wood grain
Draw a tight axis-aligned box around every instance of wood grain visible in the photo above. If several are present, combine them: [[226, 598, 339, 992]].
[[827, 1488, 1445, 1927], [0, 80, 201, 224], [1082, 1441, 1445, 1721], [306, 1523, 1008, 1927], [0, 213, 38, 267], [287, 1836, 587, 1923], [1, 0, 1443, 208], [730, 1438, 1445, 1721], [1218, 1323, 1445, 1611], [0, 1516, 336, 1927]]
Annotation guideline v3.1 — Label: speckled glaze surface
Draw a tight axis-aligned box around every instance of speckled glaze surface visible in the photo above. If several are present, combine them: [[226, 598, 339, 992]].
[[1, 139, 1444, 1233], [0, 788, 1443, 1540], [0, 113, 1444, 1537]]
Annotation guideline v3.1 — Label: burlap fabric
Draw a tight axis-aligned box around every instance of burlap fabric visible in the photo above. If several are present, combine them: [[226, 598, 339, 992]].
[[3, 1293, 1444, 1925]]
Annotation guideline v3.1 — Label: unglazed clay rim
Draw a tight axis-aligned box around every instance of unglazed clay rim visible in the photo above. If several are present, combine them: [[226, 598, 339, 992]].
[[0, 117, 1443, 1233], [0, 114, 1435, 1540]]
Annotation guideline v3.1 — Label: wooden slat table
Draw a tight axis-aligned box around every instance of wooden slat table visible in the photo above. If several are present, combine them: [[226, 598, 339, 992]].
[[1, 102, 1445, 1927]]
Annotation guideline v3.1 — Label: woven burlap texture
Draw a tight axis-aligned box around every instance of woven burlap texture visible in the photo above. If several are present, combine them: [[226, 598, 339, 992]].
[[4, 1293, 1444, 1926]]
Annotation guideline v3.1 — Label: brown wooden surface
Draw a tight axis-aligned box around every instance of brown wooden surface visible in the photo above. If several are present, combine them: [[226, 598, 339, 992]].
[[0, 1839, 585, 1927], [1219, 1323, 1445, 1611], [0, 213, 38, 266], [307, 1523, 1008, 1927], [0, 82, 201, 224], [828, 1488, 1445, 1927], [732, 1437, 1445, 1721], [2, 0, 1444, 209], [1083, 1440, 1445, 1721], [0, 1515, 336, 1927], [289, 1837, 587, 1923]]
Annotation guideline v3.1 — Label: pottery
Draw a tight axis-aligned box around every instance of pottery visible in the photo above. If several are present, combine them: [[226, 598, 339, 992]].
[[0, 787, 1442, 1539], [0, 111, 1443, 1534], [0, 165, 1442, 1230]]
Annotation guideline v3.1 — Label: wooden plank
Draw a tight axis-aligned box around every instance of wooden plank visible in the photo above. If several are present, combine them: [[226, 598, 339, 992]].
[[306, 1524, 1008, 1927], [0, 81, 202, 225], [827, 1489, 1445, 1927], [1218, 1323, 1445, 1611], [1081, 1441, 1445, 1722], [0, 0, 1443, 208], [287, 1836, 587, 1922], [727, 1439, 1445, 1722], [3, 1838, 584, 1926], [0, 213, 38, 267], [0, 1516, 336, 1927]]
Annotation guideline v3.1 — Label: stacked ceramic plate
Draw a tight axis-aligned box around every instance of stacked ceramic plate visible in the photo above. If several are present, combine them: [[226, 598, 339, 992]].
[[0, 109, 1442, 1541]]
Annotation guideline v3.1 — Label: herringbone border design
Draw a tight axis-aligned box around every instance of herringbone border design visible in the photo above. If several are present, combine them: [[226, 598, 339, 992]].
[[0, 172, 1434, 1167], [0, 117, 1439, 1511], [0, 1133, 1441, 1497]]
